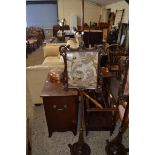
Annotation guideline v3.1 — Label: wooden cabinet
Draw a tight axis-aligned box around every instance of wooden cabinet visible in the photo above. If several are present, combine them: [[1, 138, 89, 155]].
[[83, 31, 103, 48], [53, 25, 70, 37], [84, 90, 117, 135], [41, 77, 78, 137]]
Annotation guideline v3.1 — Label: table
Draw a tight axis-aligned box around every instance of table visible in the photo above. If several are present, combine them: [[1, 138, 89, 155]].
[[41, 76, 79, 137]]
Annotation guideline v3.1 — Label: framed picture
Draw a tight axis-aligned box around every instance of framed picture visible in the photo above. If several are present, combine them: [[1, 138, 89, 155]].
[[61, 46, 102, 89]]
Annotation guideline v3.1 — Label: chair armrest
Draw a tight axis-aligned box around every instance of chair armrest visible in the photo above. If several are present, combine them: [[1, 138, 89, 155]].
[[26, 65, 54, 104], [43, 45, 60, 58]]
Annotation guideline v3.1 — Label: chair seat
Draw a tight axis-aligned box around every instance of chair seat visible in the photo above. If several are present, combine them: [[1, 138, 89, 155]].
[[42, 56, 64, 66]]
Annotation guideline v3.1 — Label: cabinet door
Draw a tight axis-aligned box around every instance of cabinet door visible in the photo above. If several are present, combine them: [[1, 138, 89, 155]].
[[43, 96, 78, 132]]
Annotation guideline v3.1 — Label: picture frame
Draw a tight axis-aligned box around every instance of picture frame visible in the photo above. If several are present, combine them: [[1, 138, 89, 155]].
[[60, 45, 103, 90]]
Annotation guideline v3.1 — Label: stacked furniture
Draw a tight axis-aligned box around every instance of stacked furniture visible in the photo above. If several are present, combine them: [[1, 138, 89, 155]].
[[26, 27, 45, 54], [26, 26, 45, 42], [77, 22, 108, 31], [53, 25, 70, 37]]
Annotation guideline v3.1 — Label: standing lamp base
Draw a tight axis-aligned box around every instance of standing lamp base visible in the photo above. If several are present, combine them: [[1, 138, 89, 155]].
[[68, 142, 91, 155], [105, 140, 128, 155]]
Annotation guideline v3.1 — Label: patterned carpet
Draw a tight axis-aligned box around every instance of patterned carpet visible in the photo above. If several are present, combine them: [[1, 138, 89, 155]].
[[27, 47, 129, 155]]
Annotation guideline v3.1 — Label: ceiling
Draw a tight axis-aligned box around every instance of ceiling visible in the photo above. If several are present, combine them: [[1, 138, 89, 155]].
[[88, 0, 124, 5], [26, 0, 127, 6]]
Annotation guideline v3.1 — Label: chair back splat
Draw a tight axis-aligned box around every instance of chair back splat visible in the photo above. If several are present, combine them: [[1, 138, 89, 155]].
[[106, 44, 128, 79]]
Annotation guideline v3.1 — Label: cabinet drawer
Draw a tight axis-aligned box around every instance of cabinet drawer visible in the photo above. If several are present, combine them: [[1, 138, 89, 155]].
[[43, 96, 78, 112]]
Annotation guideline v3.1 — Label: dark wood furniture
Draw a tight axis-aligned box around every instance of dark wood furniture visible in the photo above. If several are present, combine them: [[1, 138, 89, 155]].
[[77, 23, 108, 31], [41, 76, 79, 137], [117, 58, 129, 124], [83, 30, 103, 48], [26, 27, 45, 48], [68, 90, 91, 155], [60, 45, 118, 135], [105, 99, 129, 155], [53, 25, 70, 37], [105, 61, 129, 155], [84, 88, 118, 135], [100, 67, 113, 89], [106, 44, 128, 79]]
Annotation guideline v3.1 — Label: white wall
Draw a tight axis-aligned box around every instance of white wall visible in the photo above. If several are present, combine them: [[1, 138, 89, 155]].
[[26, 0, 56, 1], [105, 1, 129, 23], [101, 5, 107, 23], [58, 0, 102, 26]]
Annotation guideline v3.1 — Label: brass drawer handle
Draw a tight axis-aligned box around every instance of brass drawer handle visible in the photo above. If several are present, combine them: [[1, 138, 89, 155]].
[[57, 108, 64, 111], [52, 105, 67, 110]]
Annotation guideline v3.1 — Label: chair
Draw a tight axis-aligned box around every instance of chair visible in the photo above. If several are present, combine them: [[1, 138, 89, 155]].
[[105, 59, 129, 155], [105, 98, 129, 155], [106, 44, 128, 79], [60, 45, 118, 135], [117, 57, 129, 126]]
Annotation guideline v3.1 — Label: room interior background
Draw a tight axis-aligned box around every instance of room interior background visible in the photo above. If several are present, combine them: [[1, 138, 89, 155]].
[[26, 0, 129, 39]]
